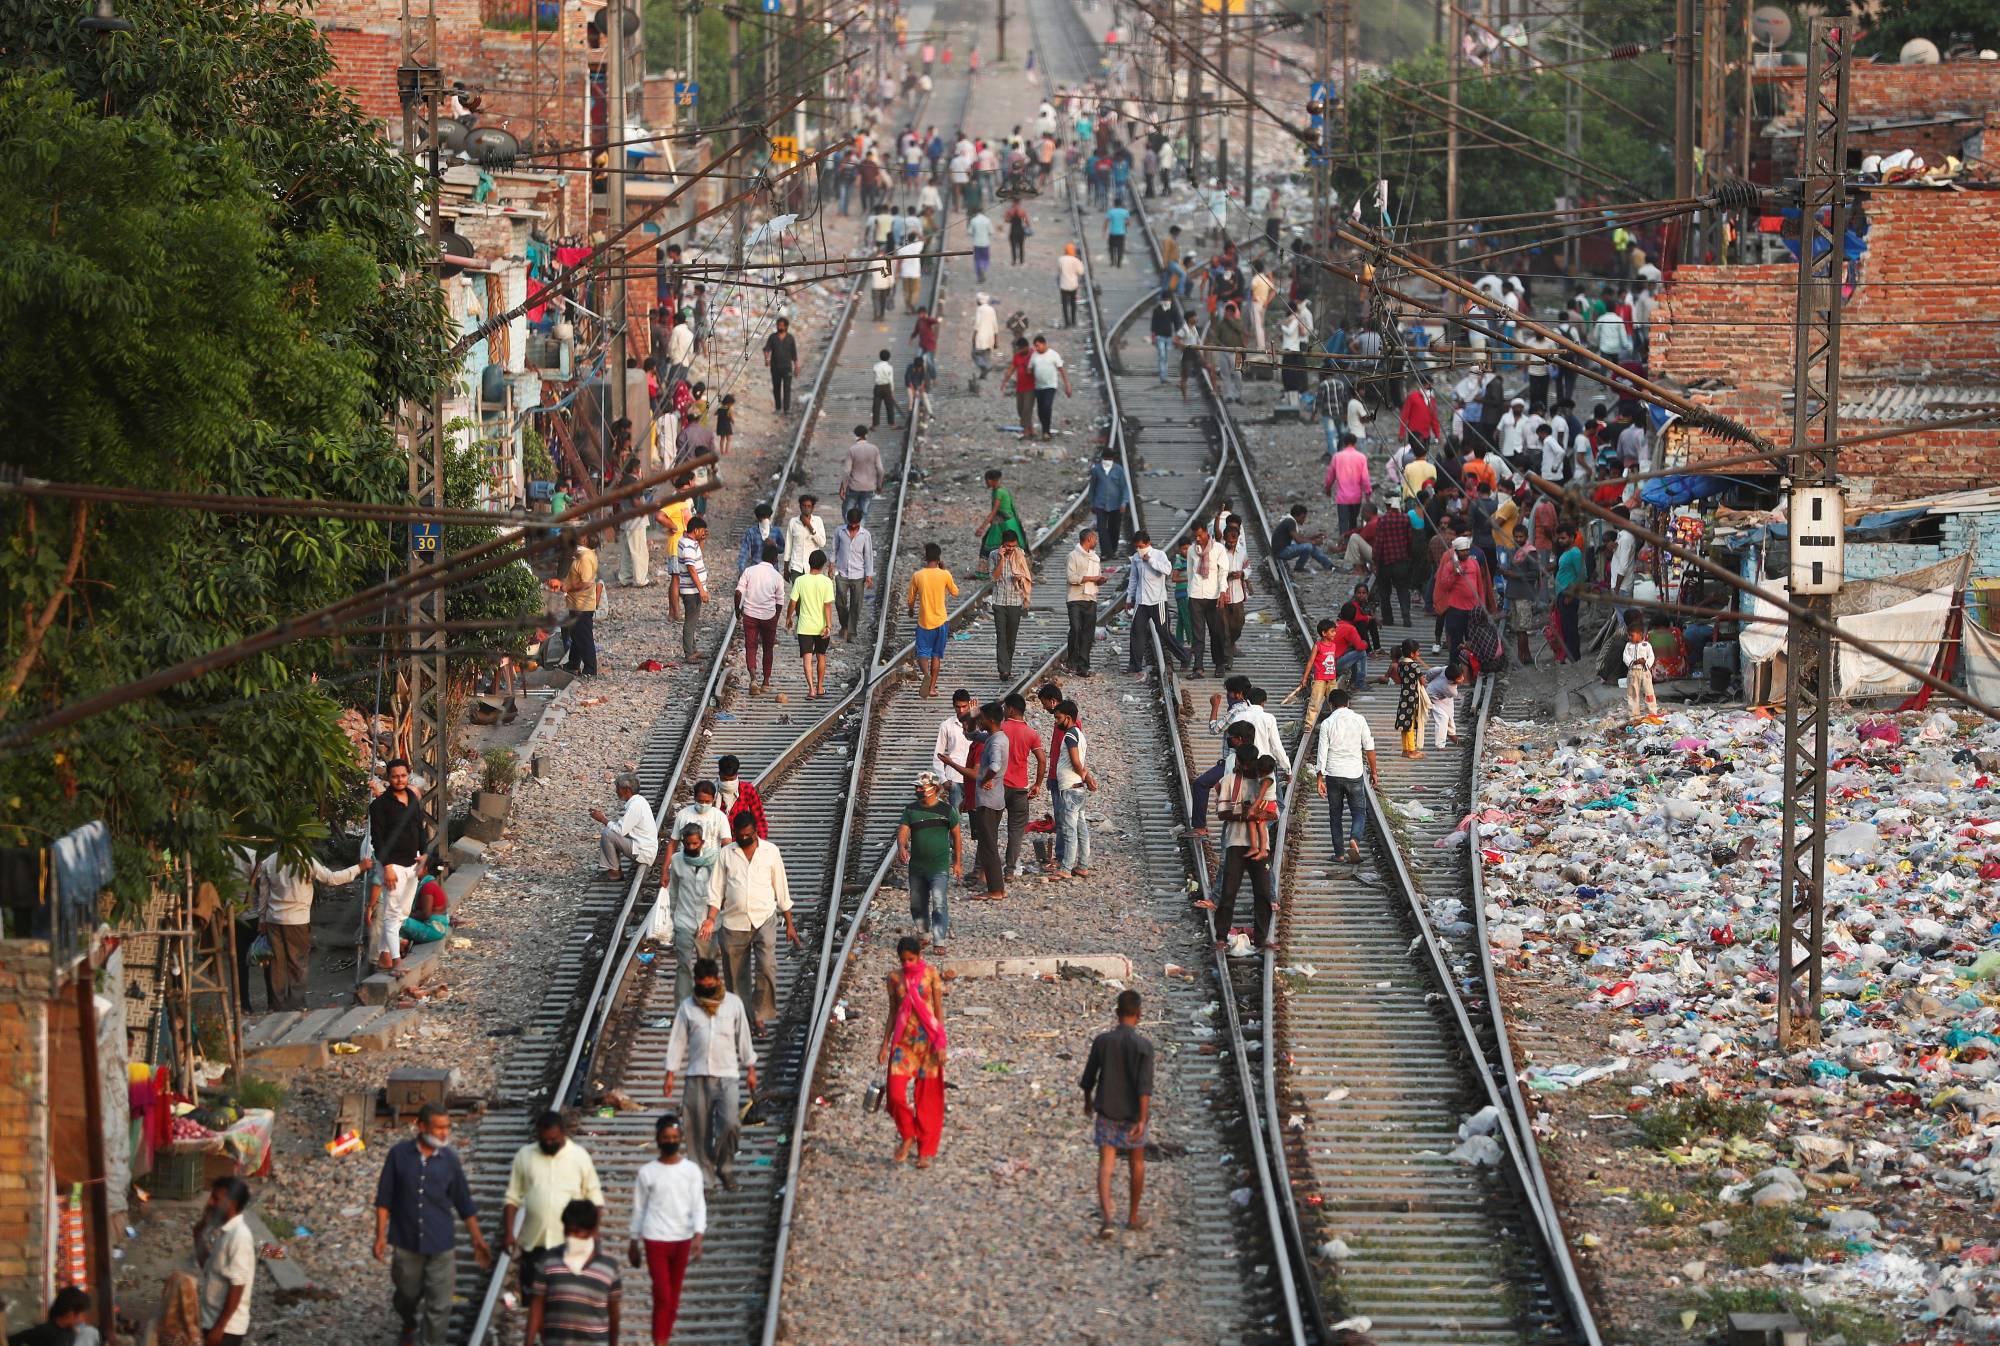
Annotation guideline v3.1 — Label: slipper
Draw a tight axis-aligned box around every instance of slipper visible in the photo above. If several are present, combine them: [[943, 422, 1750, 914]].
[[1097, 1220, 1117, 1241], [1192, 897, 1216, 911]]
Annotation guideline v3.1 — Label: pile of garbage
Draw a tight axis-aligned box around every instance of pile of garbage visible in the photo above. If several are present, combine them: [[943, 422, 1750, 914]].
[[1472, 704, 2000, 1335]]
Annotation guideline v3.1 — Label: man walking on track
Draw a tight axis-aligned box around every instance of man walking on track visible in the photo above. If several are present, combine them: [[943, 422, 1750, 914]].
[[663, 957, 757, 1191], [1065, 527, 1103, 675], [971, 702, 1010, 901], [700, 811, 798, 1035], [734, 541, 784, 694], [1081, 989, 1155, 1238], [1185, 522, 1231, 677], [1088, 444, 1131, 559], [628, 1114, 704, 1346], [1313, 687, 1378, 867], [1028, 334, 1072, 440], [500, 1111, 603, 1298], [675, 517, 709, 661], [762, 316, 798, 412], [906, 543, 960, 697], [373, 1103, 490, 1346]]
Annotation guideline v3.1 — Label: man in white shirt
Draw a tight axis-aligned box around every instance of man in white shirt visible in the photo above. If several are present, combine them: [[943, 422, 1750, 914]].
[[1313, 687, 1377, 865], [1185, 522, 1231, 676], [734, 544, 786, 692], [197, 1178, 258, 1345], [628, 1114, 706, 1337], [837, 426, 885, 523], [969, 291, 1000, 387], [897, 236, 925, 313], [1220, 518, 1251, 653], [1064, 527, 1104, 675], [253, 849, 362, 1010], [965, 209, 994, 283], [870, 250, 896, 321], [1496, 397, 1528, 464], [1592, 304, 1633, 361], [676, 517, 709, 661], [1055, 248, 1087, 327], [780, 493, 826, 584], [1123, 531, 1191, 674], [663, 957, 758, 1190], [1027, 335, 1071, 440], [934, 691, 978, 811], [1536, 423, 1567, 483], [592, 772, 658, 882], [699, 812, 798, 1031], [870, 346, 899, 426]]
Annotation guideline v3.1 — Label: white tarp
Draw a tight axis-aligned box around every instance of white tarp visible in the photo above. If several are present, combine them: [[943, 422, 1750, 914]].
[[1739, 552, 1970, 697], [1964, 621, 2000, 707]]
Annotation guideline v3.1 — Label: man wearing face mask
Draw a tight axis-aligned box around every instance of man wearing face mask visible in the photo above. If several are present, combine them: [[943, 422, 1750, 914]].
[[524, 1200, 620, 1346], [701, 813, 797, 1034], [714, 755, 767, 840], [501, 1112, 604, 1301], [664, 957, 759, 1191], [373, 1103, 491, 1346], [628, 1115, 705, 1346], [658, 822, 720, 1004]]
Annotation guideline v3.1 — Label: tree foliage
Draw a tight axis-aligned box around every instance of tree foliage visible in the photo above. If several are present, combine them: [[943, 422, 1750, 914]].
[[1849, 0, 2000, 57], [0, 0, 455, 913]]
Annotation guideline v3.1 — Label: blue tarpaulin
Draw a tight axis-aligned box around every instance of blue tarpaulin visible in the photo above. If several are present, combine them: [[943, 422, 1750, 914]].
[[1640, 474, 1734, 507]]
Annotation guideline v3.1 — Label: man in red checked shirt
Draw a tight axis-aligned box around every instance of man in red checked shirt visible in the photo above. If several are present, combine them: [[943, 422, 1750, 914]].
[[715, 754, 767, 839], [1369, 502, 1418, 627]]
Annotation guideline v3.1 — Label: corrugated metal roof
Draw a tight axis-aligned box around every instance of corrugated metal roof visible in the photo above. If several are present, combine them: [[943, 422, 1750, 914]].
[[1773, 382, 2000, 423]]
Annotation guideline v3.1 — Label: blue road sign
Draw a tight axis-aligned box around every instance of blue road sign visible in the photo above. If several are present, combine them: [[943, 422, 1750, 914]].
[[760, 0, 780, 12], [411, 522, 442, 554]]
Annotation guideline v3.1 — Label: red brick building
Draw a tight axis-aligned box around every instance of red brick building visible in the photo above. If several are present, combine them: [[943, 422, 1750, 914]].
[[1757, 58, 2000, 180], [1654, 186, 2000, 501]]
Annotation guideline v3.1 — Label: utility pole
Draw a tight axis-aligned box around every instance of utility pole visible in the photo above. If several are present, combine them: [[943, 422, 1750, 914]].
[[1673, 0, 1696, 256], [1563, 6, 1581, 274], [1776, 17, 1851, 1050], [1700, 0, 1728, 260], [1739, 0, 1753, 180], [396, 0, 449, 842], [996, 0, 1007, 63], [1242, 0, 1255, 209], [607, 0, 630, 431], [1216, 0, 1231, 193], [1310, 0, 1332, 259], [1444, 0, 1459, 266]]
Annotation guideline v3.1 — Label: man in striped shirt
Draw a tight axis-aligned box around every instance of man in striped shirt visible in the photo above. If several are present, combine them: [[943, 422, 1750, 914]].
[[675, 518, 709, 661], [524, 1199, 620, 1346]]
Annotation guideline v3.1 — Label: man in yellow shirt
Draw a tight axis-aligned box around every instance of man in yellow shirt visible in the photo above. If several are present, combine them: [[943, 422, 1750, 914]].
[[561, 534, 600, 676], [906, 543, 960, 698], [1401, 442, 1438, 505], [787, 549, 836, 699]]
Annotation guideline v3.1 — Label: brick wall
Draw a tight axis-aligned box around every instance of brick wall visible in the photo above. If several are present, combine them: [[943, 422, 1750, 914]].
[[1760, 60, 2000, 175], [0, 945, 52, 1326], [1653, 188, 2000, 499]]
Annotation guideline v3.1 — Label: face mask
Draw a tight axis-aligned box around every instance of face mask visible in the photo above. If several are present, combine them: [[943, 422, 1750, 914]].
[[564, 1235, 595, 1264], [659, 1140, 681, 1158], [539, 1136, 565, 1156]]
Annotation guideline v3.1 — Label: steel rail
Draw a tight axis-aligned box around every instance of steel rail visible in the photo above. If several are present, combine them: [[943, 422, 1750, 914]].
[[1071, 17, 1600, 1336], [455, 201, 873, 1346], [1032, 3, 1320, 1341], [753, 69, 978, 1346]]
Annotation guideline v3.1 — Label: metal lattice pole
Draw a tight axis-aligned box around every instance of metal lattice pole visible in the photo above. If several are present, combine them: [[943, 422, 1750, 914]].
[[1776, 16, 1850, 1049], [398, 0, 450, 849]]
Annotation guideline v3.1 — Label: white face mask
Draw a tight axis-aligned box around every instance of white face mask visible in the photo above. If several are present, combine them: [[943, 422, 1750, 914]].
[[563, 1235, 595, 1271]]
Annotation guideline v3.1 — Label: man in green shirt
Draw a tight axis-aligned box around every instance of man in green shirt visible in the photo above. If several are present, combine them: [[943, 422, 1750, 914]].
[[787, 549, 836, 698], [1553, 526, 1585, 663], [976, 467, 1021, 561], [896, 772, 962, 947]]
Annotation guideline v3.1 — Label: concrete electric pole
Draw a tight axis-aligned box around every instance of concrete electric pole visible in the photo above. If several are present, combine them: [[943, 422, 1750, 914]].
[[606, 0, 630, 431], [1776, 16, 1852, 1049]]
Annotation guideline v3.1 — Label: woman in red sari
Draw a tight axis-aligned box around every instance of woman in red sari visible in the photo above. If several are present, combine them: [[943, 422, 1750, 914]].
[[878, 934, 947, 1167]]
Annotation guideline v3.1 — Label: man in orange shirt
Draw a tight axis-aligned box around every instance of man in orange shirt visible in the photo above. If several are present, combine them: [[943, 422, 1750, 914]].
[[906, 544, 961, 698]]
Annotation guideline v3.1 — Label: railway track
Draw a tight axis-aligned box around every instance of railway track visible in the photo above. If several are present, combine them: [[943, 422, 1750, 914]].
[[751, 10, 1310, 1338], [449, 63, 976, 1345], [1026, 0, 1604, 1337]]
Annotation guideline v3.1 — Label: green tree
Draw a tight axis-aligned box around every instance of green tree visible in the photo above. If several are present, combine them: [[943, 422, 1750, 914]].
[[0, 0, 457, 914], [1849, 0, 2000, 57]]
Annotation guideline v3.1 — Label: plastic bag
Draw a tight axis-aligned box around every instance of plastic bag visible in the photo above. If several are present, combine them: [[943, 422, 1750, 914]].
[[247, 932, 274, 966]]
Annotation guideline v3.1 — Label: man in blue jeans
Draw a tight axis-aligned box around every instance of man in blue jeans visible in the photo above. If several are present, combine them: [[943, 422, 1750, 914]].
[[1271, 504, 1337, 573], [1313, 688, 1377, 866], [897, 773, 960, 946], [1149, 293, 1177, 382]]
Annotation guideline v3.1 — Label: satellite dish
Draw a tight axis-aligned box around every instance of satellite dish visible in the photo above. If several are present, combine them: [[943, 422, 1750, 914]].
[[438, 228, 476, 274], [468, 126, 520, 168], [1900, 36, 1940, 64], [588, 4, 640, 37], [1751, 5, 1791, 47], [423, 116, 471, 154]]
